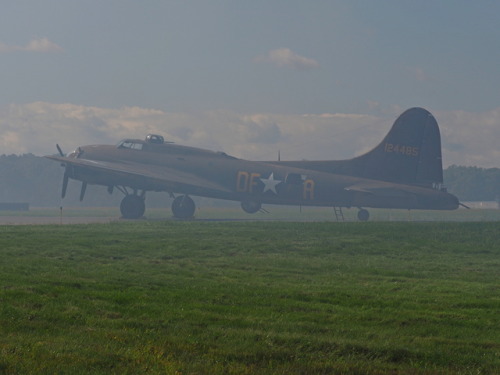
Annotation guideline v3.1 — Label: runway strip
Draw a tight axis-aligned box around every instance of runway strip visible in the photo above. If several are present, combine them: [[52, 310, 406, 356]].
[[0, 216, 117, 225]]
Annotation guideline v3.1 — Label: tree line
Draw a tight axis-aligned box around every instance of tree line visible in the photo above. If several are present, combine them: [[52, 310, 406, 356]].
[[443, 165, 500, 202], [0, 154, 498, 207]]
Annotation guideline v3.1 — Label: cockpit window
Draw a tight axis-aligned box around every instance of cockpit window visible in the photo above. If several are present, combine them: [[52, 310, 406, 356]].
[[117, 141, 143, 150]]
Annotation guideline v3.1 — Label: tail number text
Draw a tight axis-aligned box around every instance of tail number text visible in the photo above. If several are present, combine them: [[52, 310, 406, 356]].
[[384, 143, 419, 156]]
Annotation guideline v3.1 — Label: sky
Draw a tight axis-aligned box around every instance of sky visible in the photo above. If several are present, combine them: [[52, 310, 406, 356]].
[[0, 1, 499, 167]]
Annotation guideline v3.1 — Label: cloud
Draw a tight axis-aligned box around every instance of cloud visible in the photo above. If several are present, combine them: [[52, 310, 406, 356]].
[[254, 48, 319, 70], [0, 102, 498, 168], [240, 115, 282, 144], [0, 103, 166, 155], [0, 103, 381, 160], [406, 66, 430, 82], [0, 37, 62, 53]]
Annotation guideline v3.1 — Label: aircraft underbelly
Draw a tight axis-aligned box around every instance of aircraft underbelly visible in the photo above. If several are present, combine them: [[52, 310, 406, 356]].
[[351, 193, 418, 209]]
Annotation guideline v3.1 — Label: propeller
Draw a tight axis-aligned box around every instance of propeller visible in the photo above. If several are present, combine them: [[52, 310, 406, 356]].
[[79, 182, 87, 202], [62, 171, 69, 199], [56, 144, 64, 157], [56, 144, 70, 199], [56, 144, 87, 202]]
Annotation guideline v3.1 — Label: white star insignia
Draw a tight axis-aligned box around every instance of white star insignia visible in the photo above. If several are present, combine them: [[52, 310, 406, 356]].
[[260, 172, 281, 194]]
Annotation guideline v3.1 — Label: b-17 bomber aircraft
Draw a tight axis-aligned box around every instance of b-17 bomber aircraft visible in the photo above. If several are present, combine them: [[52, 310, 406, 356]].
[[46, 107, 459, 221]]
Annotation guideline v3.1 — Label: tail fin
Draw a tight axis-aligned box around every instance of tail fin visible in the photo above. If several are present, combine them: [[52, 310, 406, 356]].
[[353, 107, 443, 186], [276, 107, 444, 187]]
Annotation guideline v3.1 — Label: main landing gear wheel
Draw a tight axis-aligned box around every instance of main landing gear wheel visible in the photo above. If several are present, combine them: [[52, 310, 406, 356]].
[[357, 208, 370, 222], [172, 195, 196, 219], [241, 200, 261, 214], [120, 195, 145, 219]]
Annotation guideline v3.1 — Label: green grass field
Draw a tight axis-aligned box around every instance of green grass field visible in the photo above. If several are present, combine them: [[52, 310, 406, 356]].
[[0, 221, 499, 374]]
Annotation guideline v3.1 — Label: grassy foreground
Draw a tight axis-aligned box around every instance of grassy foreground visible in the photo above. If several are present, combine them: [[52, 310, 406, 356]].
[[0, 221, 498, 374]]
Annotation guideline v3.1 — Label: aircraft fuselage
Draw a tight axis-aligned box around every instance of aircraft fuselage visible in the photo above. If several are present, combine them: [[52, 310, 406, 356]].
[[64, 141, 458, 211]]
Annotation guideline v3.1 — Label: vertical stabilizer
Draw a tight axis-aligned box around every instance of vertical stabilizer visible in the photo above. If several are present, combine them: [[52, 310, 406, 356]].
[[354, 107, 443, 186], [274, 107, 445, 187]]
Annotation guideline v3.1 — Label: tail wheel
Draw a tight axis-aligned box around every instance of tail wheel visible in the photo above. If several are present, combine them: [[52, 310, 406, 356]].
[[357, 209, 370, 222], [172, 195, 195, 219], [120, 195, 145, 219]]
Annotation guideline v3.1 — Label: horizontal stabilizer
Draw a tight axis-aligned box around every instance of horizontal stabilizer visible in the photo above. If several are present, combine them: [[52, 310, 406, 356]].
[[345, 182, 415, 198]]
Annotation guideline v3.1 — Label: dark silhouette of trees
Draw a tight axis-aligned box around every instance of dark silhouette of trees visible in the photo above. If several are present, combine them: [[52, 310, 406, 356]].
[[444, 165, 500, 202]]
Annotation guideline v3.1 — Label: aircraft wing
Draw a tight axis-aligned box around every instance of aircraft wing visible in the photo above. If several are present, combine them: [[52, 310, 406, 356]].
[[45, 155, 232, 193]]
